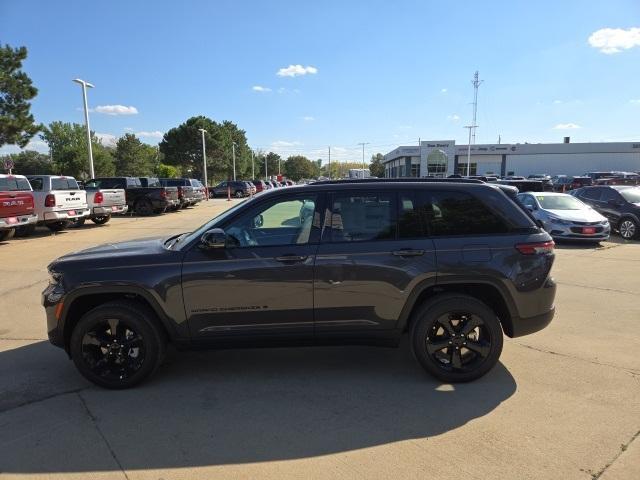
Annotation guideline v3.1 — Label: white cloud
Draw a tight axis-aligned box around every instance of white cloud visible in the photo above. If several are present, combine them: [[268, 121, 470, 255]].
[[553, 123, 581, 130], [0, 139, 48, 155], [588, 27, 640, 54], [271, 140, 302, 147], [136, 130, 163, 139], [553, 99, 563, 104], [252, 85, 271, 92], [440, 88, 448, 93], [95, 133, 117, 146], [302, 116, 315, 122], [630, 99, 640, 105], [447, 114, 460, 122], [276, 64, 318, 77], [93, 105, 138, 116]]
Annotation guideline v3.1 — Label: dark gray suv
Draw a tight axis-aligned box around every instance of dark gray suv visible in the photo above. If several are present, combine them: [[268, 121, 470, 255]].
[[43, 180, 556, 388]]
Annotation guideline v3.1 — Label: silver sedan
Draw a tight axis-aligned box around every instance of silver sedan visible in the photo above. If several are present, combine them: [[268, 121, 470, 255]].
[[517, 192, 610, 242]]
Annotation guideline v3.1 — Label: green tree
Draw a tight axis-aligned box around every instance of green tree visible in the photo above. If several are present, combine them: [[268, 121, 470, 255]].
[[40, 121, 115, 179], [369, 153, 385, 177], [114, 133, 155, 176], [321, 161, 367, 179], [284, 155, 316, 181], [160, 116, 250, 182], [2, 150, 52, 175], [0, 45, 40, 148], [156, 163, 180, 178]]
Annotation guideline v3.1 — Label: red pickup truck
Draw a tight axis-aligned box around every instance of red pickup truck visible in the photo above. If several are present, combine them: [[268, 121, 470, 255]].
[[0, 174, 38, 241]]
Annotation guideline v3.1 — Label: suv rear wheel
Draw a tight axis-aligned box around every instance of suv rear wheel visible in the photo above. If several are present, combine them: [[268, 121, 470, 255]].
[[410, 294, 503, 383], [70, 301, 166, 389]]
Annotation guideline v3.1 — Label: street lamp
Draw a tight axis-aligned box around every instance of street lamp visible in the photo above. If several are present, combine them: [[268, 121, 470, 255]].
[[73, 78, 95, 178], [231, 142, 237, 181], [198, 128, 209, 201], [251, 150, 255, 180]]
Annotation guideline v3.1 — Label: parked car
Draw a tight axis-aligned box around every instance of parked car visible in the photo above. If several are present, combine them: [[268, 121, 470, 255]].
[[251, 180, 267, 193], [571, 185, 640, 239], [517, 192, 609, 243], [27, 175, 89, 232], [552, 176, 592, 192], [159, 178, 197, 208], [242, 181, 256, 195], [264, 180, 276, 189], [0, 174, 38, 241], [89, 177, 171, 216], [74, 180, 128, 226], [210, 180, 252, 198], [498, 179, 545, 192], [190, 179, 207, 202], [43, 178, 556, 388], [139, 177, 180, 210]]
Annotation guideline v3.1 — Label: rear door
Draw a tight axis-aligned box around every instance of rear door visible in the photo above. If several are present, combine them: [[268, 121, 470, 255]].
[[597, 188, 624, 225], [313, 189, 437, 338]]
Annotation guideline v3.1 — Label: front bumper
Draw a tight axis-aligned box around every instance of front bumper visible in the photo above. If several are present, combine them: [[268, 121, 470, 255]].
[[0, 213, 38, 230], [43, 209, 90, 222], [544, 221, 610, 242]]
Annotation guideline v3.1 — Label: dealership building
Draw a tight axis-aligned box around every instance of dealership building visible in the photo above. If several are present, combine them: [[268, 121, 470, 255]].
[[382, 139, 640, 178]]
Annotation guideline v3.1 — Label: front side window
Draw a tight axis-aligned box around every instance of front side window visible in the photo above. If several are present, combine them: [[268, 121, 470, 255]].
[[224, 195, 319, 247], [326, 192, 395, 242]]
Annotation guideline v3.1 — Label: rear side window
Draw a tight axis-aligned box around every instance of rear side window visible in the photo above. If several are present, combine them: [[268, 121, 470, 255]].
[[581, 188, 602, 200], [326, 192, 396, 242], [601, 189, 622, 202], [0, 177, 31, 191], [51, 177, 79, 190], [28, 177, 43, 191], [428, 191, 509, 236]]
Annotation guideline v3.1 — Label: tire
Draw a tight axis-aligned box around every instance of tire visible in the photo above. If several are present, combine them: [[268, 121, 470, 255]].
[[91, 215, 111, 225], [618, 217, 638, 240], [70, 300, 166, 389], [410, 294, 503, 383], [235, 190, 243, 198], [135, 199, 153, 216], [153, 207, 167, 215], [71, 217, 86, 228], [46, 221, 70, 232], [14, 224, 36, 237], [0, 229, 15, 242]]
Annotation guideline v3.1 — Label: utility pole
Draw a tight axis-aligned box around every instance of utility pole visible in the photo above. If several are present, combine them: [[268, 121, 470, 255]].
[[198, 129, 208, 199], [265, 153, 268, 179], [72, 78, 95, 178], [358, 142, 370, 178], [251, 150, 255, 179], [328, 146, 331, 179], [231, 142, 237, 181], [464, 70, 483, 177]]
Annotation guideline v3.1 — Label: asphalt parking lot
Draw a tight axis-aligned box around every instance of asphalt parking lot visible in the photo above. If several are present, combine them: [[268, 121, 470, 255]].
[[0, 199, 638, 480]]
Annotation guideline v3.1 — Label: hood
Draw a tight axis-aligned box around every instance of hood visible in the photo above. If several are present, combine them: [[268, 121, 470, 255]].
[[544, 207, 606, 222], [52, 236, 166, 265]]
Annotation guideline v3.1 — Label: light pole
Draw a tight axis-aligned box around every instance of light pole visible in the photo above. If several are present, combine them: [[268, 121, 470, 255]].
[[73, 78, 95, 178], [231, 142, 237, 181], [358, 142, 370, 178], [198, 128, 209, 200], [251, 150, 255, 179], [265, 153, 268, 179]]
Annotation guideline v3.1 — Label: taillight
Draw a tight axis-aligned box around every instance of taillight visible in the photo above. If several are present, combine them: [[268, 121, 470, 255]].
[[44, 194, 55, 207], [93, 191, 103, 204], [160, 189, 167, 198], [515, 241, 555, 255]]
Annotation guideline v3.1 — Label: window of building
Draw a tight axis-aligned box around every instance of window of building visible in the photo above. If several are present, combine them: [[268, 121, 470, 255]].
[[411, 163, 420, 177], [326, 192, 396, 242], [427, 149, 448, 176]]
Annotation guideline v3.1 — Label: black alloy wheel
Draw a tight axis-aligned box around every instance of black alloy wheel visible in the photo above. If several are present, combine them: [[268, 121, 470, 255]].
[[411, 294, 503, 383]]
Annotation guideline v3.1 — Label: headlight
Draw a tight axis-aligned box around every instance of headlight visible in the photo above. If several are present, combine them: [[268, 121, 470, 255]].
[[49, 270, 63, 286], [600, 219, 609, 225], [548, 216, 571, 226]]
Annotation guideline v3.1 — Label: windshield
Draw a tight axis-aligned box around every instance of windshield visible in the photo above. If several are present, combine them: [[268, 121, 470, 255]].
[[619, 188, 640, 203], [175, 197, 252, 248], [536, 195, 584, 210]]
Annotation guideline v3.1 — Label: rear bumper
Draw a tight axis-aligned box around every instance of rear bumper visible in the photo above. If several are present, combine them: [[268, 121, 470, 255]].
[[0, 213, 38, 230], [510, 307, 555, 337], [92, 204, 128, 216], [43, 209, 90, 222]]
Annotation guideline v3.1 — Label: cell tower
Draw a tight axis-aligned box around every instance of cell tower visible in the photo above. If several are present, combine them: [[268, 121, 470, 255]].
[[465, 71, 483, 176]]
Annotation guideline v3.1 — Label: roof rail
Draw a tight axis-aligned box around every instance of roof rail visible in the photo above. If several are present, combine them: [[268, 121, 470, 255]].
[[312, 178, 484, 185]]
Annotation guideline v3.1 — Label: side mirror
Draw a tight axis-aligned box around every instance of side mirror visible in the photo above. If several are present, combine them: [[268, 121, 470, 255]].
[[200, 228, 227, 249], [253, 214, 263, 228]]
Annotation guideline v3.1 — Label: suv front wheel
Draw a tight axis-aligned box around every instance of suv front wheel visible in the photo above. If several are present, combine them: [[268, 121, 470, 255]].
[[70, 300, 166, 389], [410, 294, 503, 383]]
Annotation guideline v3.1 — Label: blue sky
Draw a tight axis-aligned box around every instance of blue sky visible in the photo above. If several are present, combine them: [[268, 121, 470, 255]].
[[1, 0, 639, 163]]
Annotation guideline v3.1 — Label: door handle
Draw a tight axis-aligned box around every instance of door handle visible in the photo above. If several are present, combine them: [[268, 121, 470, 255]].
[[392, 249, 425, 257], [275, 255, 308, 262]]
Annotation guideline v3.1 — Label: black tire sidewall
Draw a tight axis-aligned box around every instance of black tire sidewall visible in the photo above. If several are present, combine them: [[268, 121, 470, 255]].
[[70, 302, 165, 389], [46, 221, 69, 232], [91, 215, 111, 225], [410, 294, 503, 383]]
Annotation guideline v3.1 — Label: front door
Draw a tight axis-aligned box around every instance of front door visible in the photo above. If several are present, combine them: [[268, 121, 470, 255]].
[[182, 193, 322, 341]]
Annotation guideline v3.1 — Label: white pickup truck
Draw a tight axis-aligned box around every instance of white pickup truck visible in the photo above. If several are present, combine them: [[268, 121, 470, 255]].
[[27, 175, 90, 232], [75, 181, 128, 226]]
